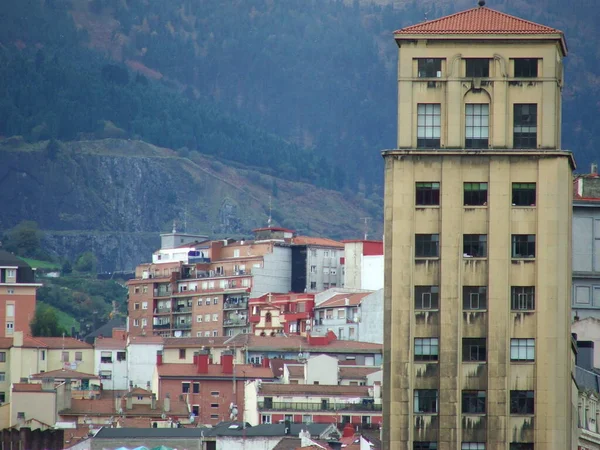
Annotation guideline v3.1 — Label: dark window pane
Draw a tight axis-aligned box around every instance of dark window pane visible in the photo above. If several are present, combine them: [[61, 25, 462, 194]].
[[466, 59, 489, 78], [511, 287, 535, 310], [462, 391, 486, 414], [417, 104, 441, 149], [414, 389, 438, 413], [509, 444, 534, 450], [512, 183, 536, 206], [462, 338, 486, 362], [463, 287, 487, 310], [514, 104, 537, 148], [464, 183, 488, 206], [465, 104, 489, 149], [415, 286, 439, 310], [463, 235, 487, 258], [514, 59, 538, 78], [511, 235, 536, 258], [510, 390, 535, 414], [415, 234, 439, 258], [418, 59, 443, 78], [414, 443, 438, 450], [416, 182, 440, 206], [415, 338, 439, 362]]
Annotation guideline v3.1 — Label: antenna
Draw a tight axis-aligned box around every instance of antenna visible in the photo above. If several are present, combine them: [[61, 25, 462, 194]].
[[183, 207, 188, 232], [361, 217, 371, 240], [172, 220, 177, 234], [267, 196, 272, 227]]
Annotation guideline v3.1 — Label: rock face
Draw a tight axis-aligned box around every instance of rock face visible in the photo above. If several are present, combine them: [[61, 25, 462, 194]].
[[0, 139, 381, 271]]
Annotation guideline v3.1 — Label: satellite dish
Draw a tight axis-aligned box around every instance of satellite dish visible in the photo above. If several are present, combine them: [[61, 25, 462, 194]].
[[174, 330, 182, 338], [161, 413, 167, 420], [189, 414, 195, 422]]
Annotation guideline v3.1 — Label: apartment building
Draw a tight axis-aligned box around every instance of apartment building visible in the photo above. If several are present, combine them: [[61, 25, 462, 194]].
[[249, 292, 315, 336], [383, 4, 573, 450], [343, 240, 383, 290], [94, 328, 128, 391], [0, 251, 40, 337], [291, 236, 344, 292]]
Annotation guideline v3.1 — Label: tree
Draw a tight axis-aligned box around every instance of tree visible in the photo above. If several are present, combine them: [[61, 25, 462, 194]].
[[61, 260, 72, 275], [30, 305, 66, 337], [3, 221, 43, 258], [74, 251, 98, 273]]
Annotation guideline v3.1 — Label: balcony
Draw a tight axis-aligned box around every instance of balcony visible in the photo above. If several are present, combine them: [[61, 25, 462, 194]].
[[154, 289, 172, 298], [173, 306, 192, 314], [173, 322, 192, 330], [153, 323, 171, 330], [223, 317, 248, 327], [224, 299, 248, 310], [154, 308, 171, 314], [258, 401, 382, 412]]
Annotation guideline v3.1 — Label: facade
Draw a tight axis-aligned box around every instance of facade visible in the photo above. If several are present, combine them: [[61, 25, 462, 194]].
[[0, 251, 40, 338], [383, 5, 573, 450], [93, 328, 128, 391], [572, 173, 600, 319], [126, 334, 163, 389], [249, 292, 315, 336], [291, 236, 345, 293], [313, 291, 370, 340], [357, 289, 384, 344], [343, 241, 383, 290]]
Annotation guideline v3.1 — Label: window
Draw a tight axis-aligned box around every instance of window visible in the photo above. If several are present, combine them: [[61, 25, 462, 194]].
[[415, 338, 439, 362], [210, 414, 219, 420], [416, 182, 440, 206], [193, 382, 200, 394], [509, 444, 534, 450], [462, 444, 485, 450], [212, 313, 218, 322], [213, 297, 218, 305], [5, 322, 13, 334], [466, 59, 489, 77], [7, 289, 14, 294], [462, 338, 486, 362], [213, 330, 218, 337], [101, 351, 112, 363], [182, 382, 190, 393], [116, 351, 126, 362], [141, 318, 147, 327], [211, 391, 219, 396], [514, 104, 537, 148], [511, 287, 535, 310], [62, 352, 69, 362], [514, 58, 538, 78], [0, 392, 5, 403], [414, 444, 438, 450], [465, 104, 489, 148], [512, 183, 536, 206], [99, 370, 112, 380], [462, 391, 486, 414], [0, 352, 7, 363], [463, 287, 487, 310], [310, 282, 316, 290], [463, 235, 487, 258], [133, 319, 139, 327], [75, 352, 83, 362], [326, 309, 334, 320], [510, 390, 534, 414], [197, 299, 203, 306], [192, 405, 200, 416], [417, 104, 441, 149], [5, 304, 14, 317], [142, 302, 148, 310], [415, 286, 439, 310], [261, 414, 272, 424], [134, 287, 140, 294], [179, 349, 186, 360], [40, 350, 45, 361], [511, 339, 535, 361], [197, 315, 203, 323], [417, 58, 442, 78], [310, 265, 317, 273], [337, 309, 345, 319], [16, 412, 24, 419], [463, 183, 488, 206], [414, 389, 438, 413], [512, 235, 535, 258], [205, 299, 210, 305], [0, 372, 5, 382], [205, 314, 211, 322], [415, 234, 439, 257]]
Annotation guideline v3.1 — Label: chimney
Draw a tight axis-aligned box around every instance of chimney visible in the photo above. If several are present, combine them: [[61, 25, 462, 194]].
[[151, 393, 157, 410], [197, 350, 209, 374], [222, 350, 234, 375], [373, 381, 381, 399], [261, 357, 270, 369], [115, 395, 121, 413], [156, 350, 163, 366], [577, 341, 595, 370], [126, 394, 133, 410], [41, 377, 54, 392], [592, 162, 598, 177], [299, 429, 312, 447], [342, 422, 354, 438], [164, 393, 171, 413]]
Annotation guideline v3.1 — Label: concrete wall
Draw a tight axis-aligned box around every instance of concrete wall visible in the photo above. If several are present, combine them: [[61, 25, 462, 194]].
[[362, 255, 384, 291], [306, 355, 338, 385], [358, 289, 383, 344], [252, 247, 291, 297], [305, 247, 343, 292], [94, 348, 128, 391], [573, 204, 600, 319], [127, 342, 163, 389], [10, 391, 56, 428]]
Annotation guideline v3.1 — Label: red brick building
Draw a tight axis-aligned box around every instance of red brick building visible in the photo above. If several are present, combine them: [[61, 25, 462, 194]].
[[0, 251, 40, 337], [156, 350, 276, 424], [249, 293, 315, 336]]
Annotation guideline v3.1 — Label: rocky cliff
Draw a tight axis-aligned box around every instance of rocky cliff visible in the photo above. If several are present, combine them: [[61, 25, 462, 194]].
[[1, 139, 381, 271]]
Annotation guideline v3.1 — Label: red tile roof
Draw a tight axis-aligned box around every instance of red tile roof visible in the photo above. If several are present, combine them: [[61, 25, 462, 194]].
[[31, 368, 99, 379], [339, 366, 381, 380], [286, 365, 304, 378], [292, 236, 344, 248], [315, 292, 371, 309], [259, 384, 370, 397], [12, 383, 43, 392], [0, 338, 12, 348], [226, 334, 382, 354], [163, 336, 231, 348], [59, 396, 188, 417], [158, 363, 275, 379], [94, 337, 126, 349], [128, 335, 164, 345], [394, 6, 563, 36], [22, 336, 92, 349]]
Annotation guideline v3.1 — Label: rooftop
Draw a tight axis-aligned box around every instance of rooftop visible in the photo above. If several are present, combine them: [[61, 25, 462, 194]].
[[227, 334, 382, 354], [0, 250, 30, 268], [94, 337, 126, 349], [157, 363, 275, 379], [31, 368, 99, 380], [59, 396, 188, 417], [12, 383, 43, 393], [315, 292, 371, 309], [23, 336, 92, 349], [163, 336, 231, 348], [291, 236, 344, 248], [260, 384, 371, 397]]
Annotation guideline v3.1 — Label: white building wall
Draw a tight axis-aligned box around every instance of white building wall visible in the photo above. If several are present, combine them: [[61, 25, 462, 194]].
[[127, 342, 163, 390], [572, 318, 600, 368], [217, 437, 283, 450], [343, 243, 362, 290], [358, 289, 384, 344], [305, 355, 338, 385], [361, 255, 384, 290], [252, 247, 291, 296], [94, 349, 128, 391], [244, 380, 260, 426]]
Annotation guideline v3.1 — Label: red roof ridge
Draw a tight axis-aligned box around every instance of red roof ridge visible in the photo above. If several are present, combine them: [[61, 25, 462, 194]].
[[394, 6, 563, 37]]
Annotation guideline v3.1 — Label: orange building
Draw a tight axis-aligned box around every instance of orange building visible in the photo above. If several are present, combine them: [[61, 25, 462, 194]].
[[0, 251, 40, 337]]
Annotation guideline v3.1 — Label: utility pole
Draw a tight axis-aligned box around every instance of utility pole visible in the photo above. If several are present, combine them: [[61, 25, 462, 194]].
[[360, 217, 371, 240]]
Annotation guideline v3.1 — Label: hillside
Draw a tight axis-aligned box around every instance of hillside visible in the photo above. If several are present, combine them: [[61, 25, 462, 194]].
[[0, 139, 381, 271]]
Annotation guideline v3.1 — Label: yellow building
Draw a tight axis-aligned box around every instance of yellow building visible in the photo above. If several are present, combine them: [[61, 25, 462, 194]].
[[382, 4, 573, 450]]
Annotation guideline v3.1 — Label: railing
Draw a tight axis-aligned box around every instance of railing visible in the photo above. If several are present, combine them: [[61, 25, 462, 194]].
[[154, 308, 172, 314], [153, 323, 171, 329], [154, 289, 172, 297], [258, 401, 382, 412], [172, 306, 192, 313], [224, 300, 248, 310], [189, 256, 211, 264], [223, 318, 248, 327], [173, 322, 192, 330]]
